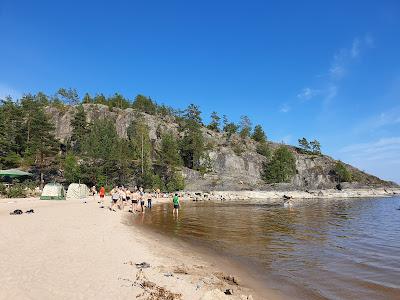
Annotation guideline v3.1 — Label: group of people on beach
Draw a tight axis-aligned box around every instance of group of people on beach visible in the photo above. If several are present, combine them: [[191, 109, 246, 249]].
[[92, 185, 180, 215]]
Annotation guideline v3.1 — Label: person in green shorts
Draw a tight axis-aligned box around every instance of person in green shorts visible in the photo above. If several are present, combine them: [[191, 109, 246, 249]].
[[173, 193, 180, 217]]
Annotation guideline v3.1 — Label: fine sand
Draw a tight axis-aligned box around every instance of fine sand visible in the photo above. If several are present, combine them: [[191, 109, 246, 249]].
[[0, 196, 284, 300]]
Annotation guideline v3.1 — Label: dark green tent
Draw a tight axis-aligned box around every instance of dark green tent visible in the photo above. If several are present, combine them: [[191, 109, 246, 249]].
[[0, 169, 33, 178]]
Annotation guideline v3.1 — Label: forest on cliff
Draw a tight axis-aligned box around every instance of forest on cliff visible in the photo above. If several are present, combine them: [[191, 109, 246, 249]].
[[1, 88, 387, 196]]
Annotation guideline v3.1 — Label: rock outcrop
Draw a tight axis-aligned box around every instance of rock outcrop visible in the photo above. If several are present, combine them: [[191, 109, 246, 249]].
[[46, 104, 397, 191]]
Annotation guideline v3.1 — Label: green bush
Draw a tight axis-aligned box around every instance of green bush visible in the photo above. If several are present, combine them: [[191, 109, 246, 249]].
[[22, 179, 37, 190], [166, 171, 185, 192], [7, 184, 26, 198], [256, 142, 271, 159], [231, 140, 244, 156], [334, 161, 352, 182], [262, 146, 296, 183], [0, 183, 6, 195]]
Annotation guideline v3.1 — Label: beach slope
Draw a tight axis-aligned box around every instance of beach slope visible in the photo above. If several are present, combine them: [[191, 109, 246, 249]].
[[0, 197, 275, 300]]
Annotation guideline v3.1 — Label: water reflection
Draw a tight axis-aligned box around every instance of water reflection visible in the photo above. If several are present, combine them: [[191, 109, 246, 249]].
[[133, 197, 400, 300]]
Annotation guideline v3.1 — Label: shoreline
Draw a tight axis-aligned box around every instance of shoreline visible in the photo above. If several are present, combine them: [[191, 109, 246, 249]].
[[0, 196, 279, 300], [181, 187, 400, 202]]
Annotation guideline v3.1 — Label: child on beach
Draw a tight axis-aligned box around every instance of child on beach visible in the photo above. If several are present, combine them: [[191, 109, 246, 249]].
[[173, 193, 179, 217], [110, 187, 119, 211]]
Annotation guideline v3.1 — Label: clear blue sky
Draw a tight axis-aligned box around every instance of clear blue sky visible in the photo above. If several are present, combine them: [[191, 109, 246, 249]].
[[1, 0, 399, 183]]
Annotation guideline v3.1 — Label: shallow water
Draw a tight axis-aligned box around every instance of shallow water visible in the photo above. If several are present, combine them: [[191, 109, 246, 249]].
[[133, 197, 400, 299]]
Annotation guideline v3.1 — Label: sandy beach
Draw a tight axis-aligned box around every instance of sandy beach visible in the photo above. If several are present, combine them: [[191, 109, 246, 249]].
[[0, 196, 281, 300]]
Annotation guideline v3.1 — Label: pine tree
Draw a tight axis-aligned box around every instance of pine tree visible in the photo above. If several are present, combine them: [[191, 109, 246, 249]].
[[179, 104, 204, 170], [310, 139, 321, 155], [0, 98, 22, 167], [160, 132, 182, 167], [93, 93, 108, 105], [184, 104, 202, 124], [222, 115, 239, 139], [24, 105, 58, 187], [252, 125, 267, 143], [132, 95, 157, 114], [239, 115, 252, 139], [57, 88, 80, 105], [82, 93, 93, 104], [298, 137, 311, 151], [127, 116, 153, 178], [207, 111, 220, 132], [262, 146, 296, 183], [63, 153, 81, 184], [70, 105, 88, 152], [81, 119, 131, 186], [108, 93, 130, 109]]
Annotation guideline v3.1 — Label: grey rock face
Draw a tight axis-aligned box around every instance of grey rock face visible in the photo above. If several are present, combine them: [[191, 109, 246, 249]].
[[46, 104, 396, 191]]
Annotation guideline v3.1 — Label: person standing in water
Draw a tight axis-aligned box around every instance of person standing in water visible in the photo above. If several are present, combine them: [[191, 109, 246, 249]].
[[139, 187, 145, 213], [172, 193, 179, 217]]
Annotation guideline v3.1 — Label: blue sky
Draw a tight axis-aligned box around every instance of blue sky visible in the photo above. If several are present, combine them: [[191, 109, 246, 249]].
[[1, 0, 399, 183]]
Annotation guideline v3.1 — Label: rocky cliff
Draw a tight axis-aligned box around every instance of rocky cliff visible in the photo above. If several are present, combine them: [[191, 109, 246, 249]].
[[47, 104, 397, 191]]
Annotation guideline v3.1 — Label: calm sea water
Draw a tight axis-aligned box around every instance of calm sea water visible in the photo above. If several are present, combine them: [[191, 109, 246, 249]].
[[133, 197, 400, 300]]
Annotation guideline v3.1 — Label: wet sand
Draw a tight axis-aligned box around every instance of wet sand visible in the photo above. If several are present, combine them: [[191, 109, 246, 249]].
[[0, 196, 281, 300]]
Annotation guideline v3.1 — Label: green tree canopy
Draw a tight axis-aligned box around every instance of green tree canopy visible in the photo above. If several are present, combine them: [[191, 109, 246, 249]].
[[222, 115, 239, 139], [207, 111, 220, 132], [108, 93, 130, 109], [23, 104, 58, 186], [127, 116, 153, 178], [310, 139, 321, 155], [298, 137, 310, 151], [262, 146, 296, 183], [239, 115, 252, 139], [179, 104, 204, 170], [70, 105, 88, 152], [252, 125, 267, 143], [334, 161, 352, 182], [82, 93, 93, 104], [256, 142, 271, 159], [63, 153, 81, 184], [57, 88, 80, 105], [132, 94, 157, 114], [160, 131, 182, 168]]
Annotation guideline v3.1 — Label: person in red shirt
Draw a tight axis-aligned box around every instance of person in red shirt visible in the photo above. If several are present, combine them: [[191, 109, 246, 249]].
[[99, 186, 105, 206]]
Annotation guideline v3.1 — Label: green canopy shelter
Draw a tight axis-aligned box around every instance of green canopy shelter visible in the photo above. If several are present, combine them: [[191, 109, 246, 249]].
[[0, 169, 33, 178]]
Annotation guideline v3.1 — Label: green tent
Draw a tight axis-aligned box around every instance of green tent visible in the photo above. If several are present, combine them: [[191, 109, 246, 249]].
[[0, 169, 33, 178], [40, 183, 66, 200]]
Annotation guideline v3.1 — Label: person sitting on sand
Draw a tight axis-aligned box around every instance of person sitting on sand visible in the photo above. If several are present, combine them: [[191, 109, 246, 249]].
[[173, 193, 179, 217]]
